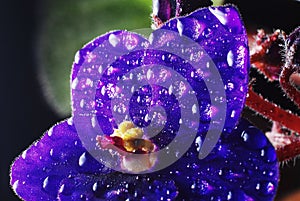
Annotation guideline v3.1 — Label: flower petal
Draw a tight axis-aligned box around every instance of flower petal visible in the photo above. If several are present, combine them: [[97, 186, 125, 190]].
[[11, 117, 278, 200], [169, 118, 279, 200], [160, 5, 249, 132], [10, 119, 111, 200], [70, 6, 249, 168], [57, 174, 178, 200]]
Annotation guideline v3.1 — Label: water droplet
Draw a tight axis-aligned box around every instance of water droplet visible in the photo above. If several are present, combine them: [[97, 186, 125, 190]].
[[226, 82, 234, 91], [192, 104, 198, 114], [227, 191, 232, 200], [48, 127, 54, 137], [260, 146, 277, 163], [21, 150, 27, 159], [71, 78, 79, 90], [42, 175, 61, 194], [92, 182, 99, 192], [79, 152, 87, 167], [91, 116, 97, 128], [227, 50, 234, 67], [241, 127, 267, 149], [109, 34, 120, 47], [67, 118, 73, 126], [49, 148, 54, 156], [255, 181, 276, 196], [195, 136, 202, 152], [101, 86, 106, 96], [202, 28, 212, 38], [168, 85, 173, 95], [12, 180, 19, 192], [74, 51, 80, 64], [230, 110, 236, 118], [98, 65, 103, 74], [80, 99, 85, 108], [209, 7, 227, 25], [177, 19, 184, 36], [144, 114, 150, 122]]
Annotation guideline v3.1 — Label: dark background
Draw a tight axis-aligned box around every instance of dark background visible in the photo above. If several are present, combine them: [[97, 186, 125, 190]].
[[0, 1, 59, 200], [1, 0, 300, 200]]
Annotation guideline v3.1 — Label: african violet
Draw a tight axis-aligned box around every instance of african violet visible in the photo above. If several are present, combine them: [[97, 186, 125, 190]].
[[11, 4, 279, 201]]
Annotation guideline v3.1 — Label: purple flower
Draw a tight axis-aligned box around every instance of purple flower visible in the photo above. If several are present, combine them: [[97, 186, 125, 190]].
[[11, 5, 279, 201]]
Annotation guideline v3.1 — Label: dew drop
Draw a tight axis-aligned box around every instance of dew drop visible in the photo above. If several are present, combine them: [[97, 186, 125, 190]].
[[255, 181, 276, 196], [209, 7, 227, 25], [226, 82, 234, 91], [195, 136, 202, 152], [67, 118, 73, 126], [230, 110, 236, 118], [241, 127, 267, 149], [92, 182, 98, 192], [71, 78, 79, 90], [48, 127, 54, 137], [109, 34, 120, 47], [98, 65, 103, 74], [21, 150, 27, 159], [79, 152, 87, 167], [58, 184, 65, 194], [74, 51, 80, 64], [192, 104, 197, 114], [91, 116, 97, 128], [168, 85, 173, 95], [227, 191, 232, 200], [49, 148, 54, 157], [227, 50, 234, 67], [80, 99, 85, 108], [261, 146, 277, 163], [43, 177, 49, 189], [177, 19, 184, 36], [202, 28, 212, 38], [42, 175, 61, 194], [12, 180, 19, 192]]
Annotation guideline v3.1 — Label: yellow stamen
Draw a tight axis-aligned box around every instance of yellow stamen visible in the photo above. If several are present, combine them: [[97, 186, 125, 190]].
[[111, 121, 143, 140]]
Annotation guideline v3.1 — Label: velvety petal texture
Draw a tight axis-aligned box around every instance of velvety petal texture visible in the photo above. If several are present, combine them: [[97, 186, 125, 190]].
[[11, 5, 278, 201], [11, 118, 278, 200], [70, 5, 249, 165]]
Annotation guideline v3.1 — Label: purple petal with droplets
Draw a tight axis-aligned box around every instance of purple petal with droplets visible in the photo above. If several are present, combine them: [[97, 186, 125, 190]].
[[70, 6, 249, 160], [11, 5, 278, 201], [161, 5, 249, 133], [11, 118, 278, 200], [10, 119, 112, 200]]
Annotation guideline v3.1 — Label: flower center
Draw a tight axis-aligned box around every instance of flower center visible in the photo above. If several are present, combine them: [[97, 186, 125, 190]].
[[96, 121, 157, 173]]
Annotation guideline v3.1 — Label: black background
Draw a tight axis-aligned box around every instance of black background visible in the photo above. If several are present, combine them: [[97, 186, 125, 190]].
[[2, 0, 300, 200], [1, 1, 58, 200]]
